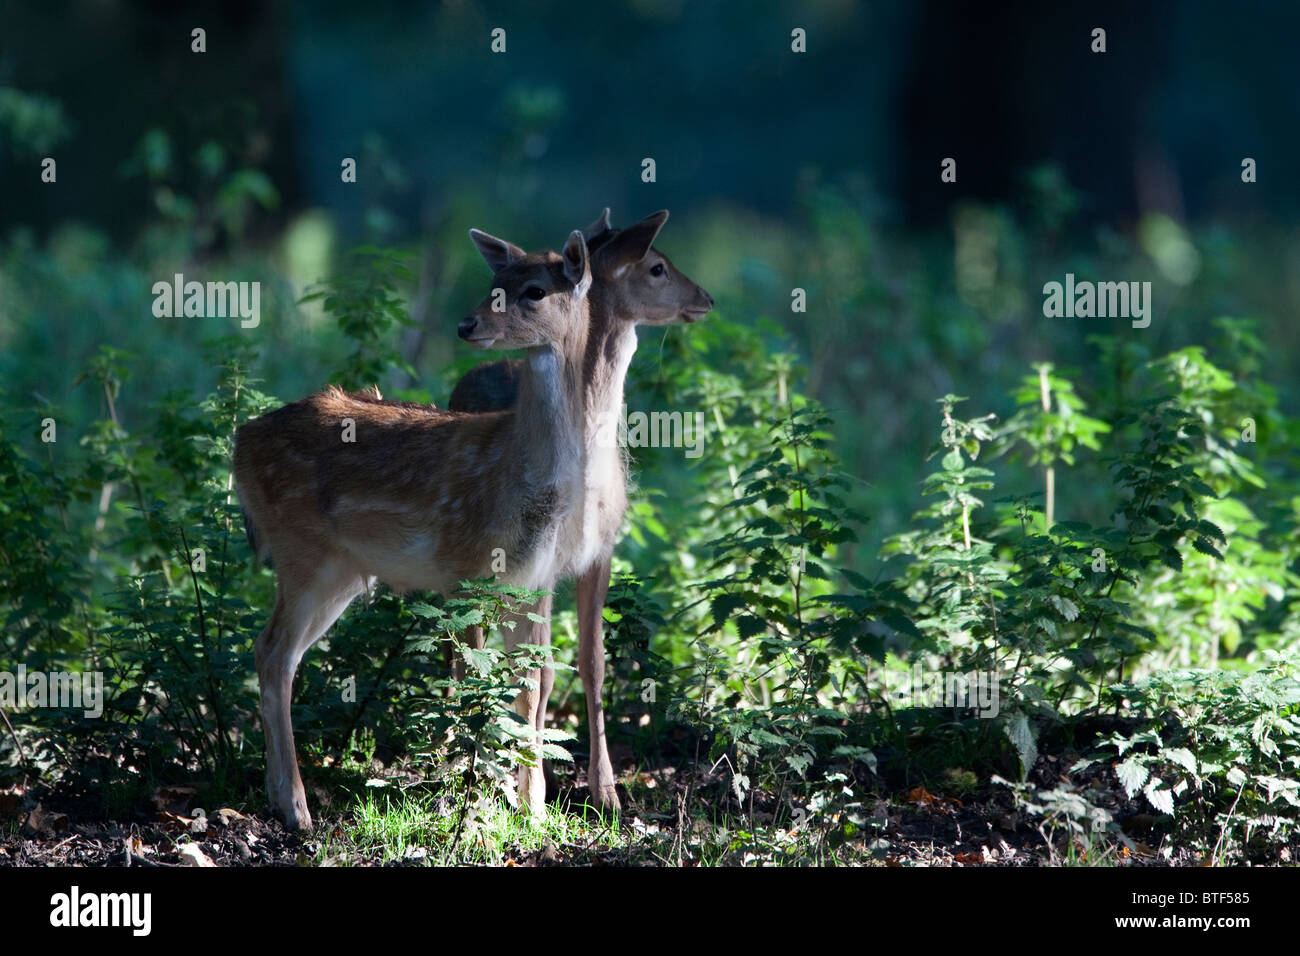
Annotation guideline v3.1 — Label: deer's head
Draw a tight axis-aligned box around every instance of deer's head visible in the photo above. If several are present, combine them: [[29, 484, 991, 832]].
[[460, 228, 592, 349], [585, 209, 713, 327]]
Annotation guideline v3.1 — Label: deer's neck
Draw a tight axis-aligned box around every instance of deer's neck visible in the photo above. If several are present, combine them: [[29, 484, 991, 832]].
[[511, 336, 586, 488], [584, 319, 638, 458]]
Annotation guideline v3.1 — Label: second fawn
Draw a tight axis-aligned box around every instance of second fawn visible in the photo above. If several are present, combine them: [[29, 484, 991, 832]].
[[448, 209, 713, 810]]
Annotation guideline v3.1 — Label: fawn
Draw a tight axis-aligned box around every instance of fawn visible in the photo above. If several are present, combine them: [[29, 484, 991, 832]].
[[234, 227, 597, 829], [448, 209, 713, 810]]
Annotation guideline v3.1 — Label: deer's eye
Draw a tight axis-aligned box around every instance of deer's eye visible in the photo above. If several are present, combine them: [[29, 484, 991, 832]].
[[650, 263, 666, 277], [524, 286, 546, 301]]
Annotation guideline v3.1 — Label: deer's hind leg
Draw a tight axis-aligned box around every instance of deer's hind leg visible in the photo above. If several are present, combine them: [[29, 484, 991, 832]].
[[578, 557, 619, 811], [256, 555, 367, 831]]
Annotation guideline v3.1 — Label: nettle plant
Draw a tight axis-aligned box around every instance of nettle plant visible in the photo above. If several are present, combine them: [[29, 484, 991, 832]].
[[84, 341, 276, 791], [404, 580, 572, 845], [998, 362, 1110, 532], [881, 396, 1024, 763], [0, 390, 92, 677], [992, 773, 1119, 866], [884, 357, 1245, 778], [300, 245, 417, 393], [0, 339, 280, 800], [1093, 661, 1300, 862], [1125, 345, 1296, 670], [640, 340, 907, 824]]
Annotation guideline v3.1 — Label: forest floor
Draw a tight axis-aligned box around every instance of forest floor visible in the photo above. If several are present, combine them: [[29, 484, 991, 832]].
[[3, 745, 1272, 867]]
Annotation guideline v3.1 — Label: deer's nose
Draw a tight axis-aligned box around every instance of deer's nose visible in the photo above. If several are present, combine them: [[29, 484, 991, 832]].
[[458, 316, 479, 339]]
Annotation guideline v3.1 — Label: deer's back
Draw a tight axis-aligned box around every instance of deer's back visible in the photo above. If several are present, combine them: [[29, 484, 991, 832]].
[[233, 387, 570, 593]]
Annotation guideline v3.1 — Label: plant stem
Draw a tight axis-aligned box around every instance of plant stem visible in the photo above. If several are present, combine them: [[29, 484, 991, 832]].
[[1039, 364, 1054, 531]]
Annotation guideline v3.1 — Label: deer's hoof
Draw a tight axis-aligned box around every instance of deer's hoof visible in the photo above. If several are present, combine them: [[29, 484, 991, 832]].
[[270, 785, 313, 832], [282, 803, 313, 832], [277, 803, 313, 832], [593, 784, 621, 813]]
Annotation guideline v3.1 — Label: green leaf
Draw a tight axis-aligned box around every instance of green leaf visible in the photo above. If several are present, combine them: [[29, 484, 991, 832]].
[[749, 728, 788, 748], [1195, 520, 1226, 543], [1047, 595, 1079, 622], [1143, 780, 1174, 815], [1192, 536, 1223, 559], [540, 743, 574, 762], [710, 592, 749, 629], [1161, 747, 1197, 773], [1116, 758, 1149, 797], [1004, 712, 1038, 782]]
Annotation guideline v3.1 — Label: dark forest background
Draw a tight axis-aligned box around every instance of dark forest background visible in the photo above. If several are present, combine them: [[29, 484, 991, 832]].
[[4, 0, 1298, 563]]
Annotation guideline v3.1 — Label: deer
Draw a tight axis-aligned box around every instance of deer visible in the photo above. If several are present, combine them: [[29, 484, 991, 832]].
[[233, 226, 598, 830], [446, 209, 713, 812]]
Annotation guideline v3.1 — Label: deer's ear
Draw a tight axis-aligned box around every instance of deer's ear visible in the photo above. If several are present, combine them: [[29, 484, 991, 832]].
[[561, 230, 591, 298], [603, 210, 668, 274], [583, 207, 613, 242], [469, 229, 525, 274]]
